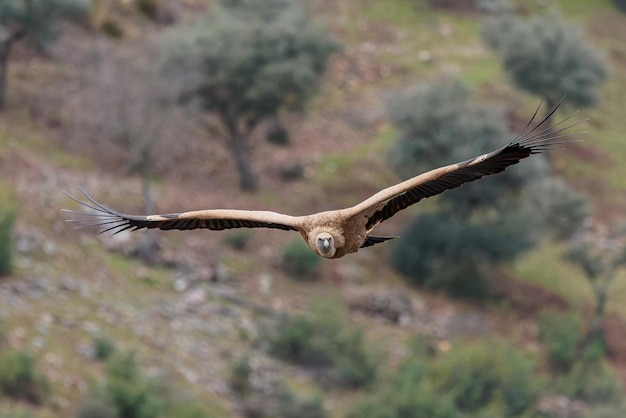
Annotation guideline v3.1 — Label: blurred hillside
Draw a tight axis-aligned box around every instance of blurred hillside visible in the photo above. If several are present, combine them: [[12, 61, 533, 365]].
[[1, 0, 626, 417]]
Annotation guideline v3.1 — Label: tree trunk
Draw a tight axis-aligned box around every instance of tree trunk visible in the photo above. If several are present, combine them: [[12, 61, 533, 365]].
[[583, 284, 608, 347], [0, 29, 26, 111], [0, 43, 11, 111], [224, 117, 259, 192]]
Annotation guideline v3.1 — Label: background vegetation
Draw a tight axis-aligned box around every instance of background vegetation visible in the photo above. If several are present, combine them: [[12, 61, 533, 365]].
[[1, 0, 625, 417]]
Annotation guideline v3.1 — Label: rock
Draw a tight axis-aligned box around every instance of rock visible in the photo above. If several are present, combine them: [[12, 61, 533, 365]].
[[10, 280, 30, 295], [81, 321, 100, 335], [444, 311, 489, 338], [14, 226, 45, 255], [42, 240, 57, 255], [536, 394, 586, 418], [32, 336, 46, 349], [178, 288, 207, 313], [59, 276, 79, 292], [335, 262, 365, 283], [172, 263, 224, 289], [158, 304, 175, 320], [37, 313, 53, 333], [179, 366, 199, 384], [210, 263, 229, 283], [347, 287, 414, 324], [172, 277, 188, 292], [45, 352, 61, 366], [418, 49, 433, 63], [258, 273, 273, 295]]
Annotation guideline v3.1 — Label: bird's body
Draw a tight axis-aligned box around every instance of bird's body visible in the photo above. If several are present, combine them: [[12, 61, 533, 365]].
[[63, 101, 583, 259]]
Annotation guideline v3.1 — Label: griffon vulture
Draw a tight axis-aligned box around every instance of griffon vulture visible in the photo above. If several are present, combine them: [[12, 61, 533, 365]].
[[63, 103, 582, 259]]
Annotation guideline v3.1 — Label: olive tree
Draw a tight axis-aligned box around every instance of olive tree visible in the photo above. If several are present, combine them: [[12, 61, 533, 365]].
[[387, 82, 586, 298], [565, 222, 626, 353], [163, 0, 338, 191], [0, 209, 14, 276], [481, 11, 608, 112], [0, 0, 89, 109], [387, 82, 545, 219]]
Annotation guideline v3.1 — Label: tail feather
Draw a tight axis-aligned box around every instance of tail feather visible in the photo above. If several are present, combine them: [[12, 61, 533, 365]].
[[361, 235, 397, 248]]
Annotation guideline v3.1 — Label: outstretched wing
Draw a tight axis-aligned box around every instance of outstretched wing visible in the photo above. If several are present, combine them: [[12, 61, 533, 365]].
[[345, 100, 584, 230], [63, 187, 300, 234]]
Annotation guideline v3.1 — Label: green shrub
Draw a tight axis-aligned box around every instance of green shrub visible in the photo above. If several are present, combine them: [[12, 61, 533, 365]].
[[582, 335, 607, 363], [78, 363, 225, 418], [163, 400, 226, 418], [557, 360, 622, 405], [0, 321, 5, 346], [584, 402, 626, 418], [269, 314, 337, 367], [280, 240, 321, 280], [230, 357, 253, 394], [279, 163, 305, 182], [268, 302, 378, 388], [224, 229, 253, 251], [391, 213, 532, 299], [266, 120, 290, 146], [392, 212, 534, 299], [350, 337, 549, 417], [0, 407, 35, 418], [243, 387, 326, 418], [104, 351, 164, 418], [430, 339, 543, 416], [0, 349, 50, 404], [347, 361, 459, 418], [0, 210, 15, 276], [93, 335, 116, 361], [390, 214, 494, 299], [330, 330, 378, 388], [136, 0, 160, 20], [538, 310, 581, 373], [75, 393, 118, 418], [100, 19, 125, 39]]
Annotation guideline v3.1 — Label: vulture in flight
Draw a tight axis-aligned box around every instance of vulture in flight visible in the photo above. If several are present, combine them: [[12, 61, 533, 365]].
[[63, 102, 582, 259]]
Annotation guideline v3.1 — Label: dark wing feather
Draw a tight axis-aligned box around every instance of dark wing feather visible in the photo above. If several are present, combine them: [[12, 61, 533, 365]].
[[62, 187, 299, 234], [347, 99, 585, 230], [360, 235, 397, 248]]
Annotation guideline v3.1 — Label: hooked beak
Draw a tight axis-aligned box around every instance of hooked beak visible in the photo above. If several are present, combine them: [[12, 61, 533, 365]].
[[322, 238, 330, 250]]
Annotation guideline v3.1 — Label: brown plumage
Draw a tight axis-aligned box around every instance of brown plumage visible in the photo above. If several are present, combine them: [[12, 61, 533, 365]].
[[63, 102, 583, 259]]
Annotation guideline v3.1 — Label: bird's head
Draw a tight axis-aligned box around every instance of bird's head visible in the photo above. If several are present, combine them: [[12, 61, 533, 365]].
[[315, 232, 336, 258]]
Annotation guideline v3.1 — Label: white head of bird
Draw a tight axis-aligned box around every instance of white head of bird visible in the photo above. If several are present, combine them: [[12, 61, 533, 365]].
[[315, 232, 336, 258]]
